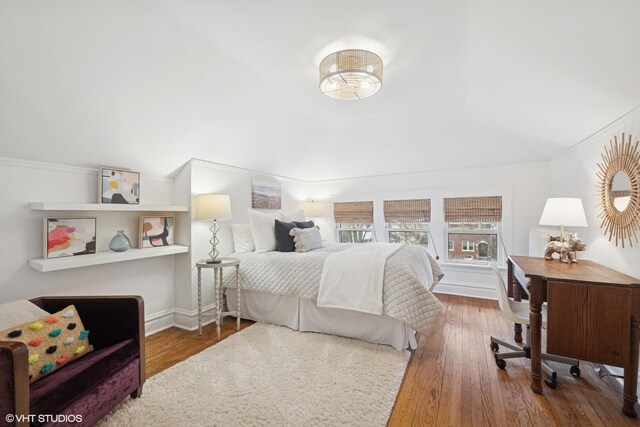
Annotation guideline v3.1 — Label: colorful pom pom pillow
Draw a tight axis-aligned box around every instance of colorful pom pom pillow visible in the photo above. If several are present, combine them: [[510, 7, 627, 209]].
[[0, 304, 93, 383]]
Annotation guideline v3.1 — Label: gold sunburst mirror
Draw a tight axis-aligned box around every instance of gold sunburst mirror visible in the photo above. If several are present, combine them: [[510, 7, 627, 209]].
[[596, 133, 640, 247]]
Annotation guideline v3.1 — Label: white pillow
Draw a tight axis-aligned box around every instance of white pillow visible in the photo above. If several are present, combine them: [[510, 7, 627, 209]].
[[281, 209, 306, 222], [289, 226, 323, 253], [231, 224, 255, 253], [247, 209, 281, 253], [0, 300, 50, 330]]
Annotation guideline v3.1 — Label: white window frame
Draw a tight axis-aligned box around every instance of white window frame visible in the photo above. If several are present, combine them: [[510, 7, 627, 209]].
[[445, 222, 503, 265], [448, 240, 454, 251], [385, 221, 430, 247], [335, 223, 374, 244], [461, 240, 474, 251]]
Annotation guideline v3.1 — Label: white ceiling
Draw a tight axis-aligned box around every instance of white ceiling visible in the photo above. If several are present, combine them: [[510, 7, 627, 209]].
[[1, 1, 639, 181]]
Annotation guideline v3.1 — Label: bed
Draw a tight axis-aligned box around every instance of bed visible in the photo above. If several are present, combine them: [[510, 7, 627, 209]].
[[222, 243, 444, 350]]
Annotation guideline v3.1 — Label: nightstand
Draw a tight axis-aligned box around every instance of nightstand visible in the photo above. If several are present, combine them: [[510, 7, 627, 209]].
[[196, 258, 241, 340]]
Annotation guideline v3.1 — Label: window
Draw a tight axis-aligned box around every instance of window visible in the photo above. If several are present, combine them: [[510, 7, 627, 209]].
[[444, 196, 502, 264], [334, 201, 374, 243], [384, 199, 430, 247]]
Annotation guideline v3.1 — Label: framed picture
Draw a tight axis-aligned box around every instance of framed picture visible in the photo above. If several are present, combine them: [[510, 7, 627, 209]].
[[251, 177, 281, 209], [100, 167, 140, 204], [139, 216, 174, 248], [44, 217, 97, 259]]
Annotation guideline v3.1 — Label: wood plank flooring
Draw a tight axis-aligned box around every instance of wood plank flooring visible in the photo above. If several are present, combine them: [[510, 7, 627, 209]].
[[145, 294, 640, 426]]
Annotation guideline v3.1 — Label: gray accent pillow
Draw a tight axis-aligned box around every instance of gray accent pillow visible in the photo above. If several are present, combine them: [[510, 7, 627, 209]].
[[275, 220, 297, 252]]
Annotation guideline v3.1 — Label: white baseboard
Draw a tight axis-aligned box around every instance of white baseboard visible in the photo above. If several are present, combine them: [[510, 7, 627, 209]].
[[433, 281, 497, 300]]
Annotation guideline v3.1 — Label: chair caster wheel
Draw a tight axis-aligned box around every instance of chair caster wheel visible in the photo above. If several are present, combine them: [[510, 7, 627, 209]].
[[495, 357, 506, 370], [490, 342, 499, 352], [545, 377, 558, 389], [570, 365, 581, 377]]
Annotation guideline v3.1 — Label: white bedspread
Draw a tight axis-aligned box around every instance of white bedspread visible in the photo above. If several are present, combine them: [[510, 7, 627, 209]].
[[223, 244, 445, 336], [317, 243, 404, 315]]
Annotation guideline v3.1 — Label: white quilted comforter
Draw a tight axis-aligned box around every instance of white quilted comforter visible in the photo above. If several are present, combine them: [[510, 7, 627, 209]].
[[223, 244, 444, 336]]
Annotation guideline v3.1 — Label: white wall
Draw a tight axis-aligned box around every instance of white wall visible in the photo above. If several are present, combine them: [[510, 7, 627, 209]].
[[306, 161, 551, 298], [550, 107, 640, 278], [0, 157, 179, 334]]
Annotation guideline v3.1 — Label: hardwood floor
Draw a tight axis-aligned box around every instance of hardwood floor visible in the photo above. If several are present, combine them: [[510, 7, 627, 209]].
[[145, 294, 640, 426]]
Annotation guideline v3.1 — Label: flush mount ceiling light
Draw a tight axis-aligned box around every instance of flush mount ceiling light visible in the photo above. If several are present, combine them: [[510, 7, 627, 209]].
[[319, 49, 383, 100]]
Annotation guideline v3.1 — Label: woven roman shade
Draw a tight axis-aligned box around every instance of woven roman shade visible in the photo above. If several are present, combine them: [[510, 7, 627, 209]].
[[384, 199, 431, 223], [444, 196, 502, 222], [333, 201, 374, 224]]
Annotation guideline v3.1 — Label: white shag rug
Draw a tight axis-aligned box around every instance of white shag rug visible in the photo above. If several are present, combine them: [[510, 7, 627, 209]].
[[100, 323, 410, 427]]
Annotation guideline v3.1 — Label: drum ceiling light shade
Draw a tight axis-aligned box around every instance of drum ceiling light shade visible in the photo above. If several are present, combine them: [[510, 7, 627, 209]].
[[319, 49, 383, 100]]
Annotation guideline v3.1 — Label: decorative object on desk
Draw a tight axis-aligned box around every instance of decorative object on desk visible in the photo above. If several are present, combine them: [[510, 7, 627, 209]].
[[195, 194, 232, 263], [109, 230, 131, 252], [100, 167, 140, 204], [139, 216, 174, 248], [596, 132, 640, 247], [44, 218, 96, 259], [251, 177, 281, 209], [538, 197, 588, 243], [543, 232, 586, 263]]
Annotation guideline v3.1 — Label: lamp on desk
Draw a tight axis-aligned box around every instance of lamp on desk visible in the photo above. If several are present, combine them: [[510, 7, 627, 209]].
[[538, 198, 588, 242], [195, 194, 232, 263]]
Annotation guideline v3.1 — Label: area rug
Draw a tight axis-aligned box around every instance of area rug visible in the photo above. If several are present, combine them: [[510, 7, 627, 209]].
[[100, 323, 410, 426]]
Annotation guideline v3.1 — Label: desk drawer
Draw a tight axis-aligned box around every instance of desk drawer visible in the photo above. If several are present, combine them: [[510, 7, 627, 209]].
[[547, 281, 630, 367]]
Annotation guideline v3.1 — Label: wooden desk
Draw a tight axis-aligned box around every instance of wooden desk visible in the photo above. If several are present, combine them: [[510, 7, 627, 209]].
[[508, 255, 640, 418]]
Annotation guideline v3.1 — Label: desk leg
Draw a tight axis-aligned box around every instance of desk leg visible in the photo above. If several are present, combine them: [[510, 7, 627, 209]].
[[529, 277, 544, 395], [197, 267, 202, 336], [623, 317, 639, 418]]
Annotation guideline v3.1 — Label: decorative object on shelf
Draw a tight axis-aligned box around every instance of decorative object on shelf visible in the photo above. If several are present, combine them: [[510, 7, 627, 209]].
[[543, 232, 587, 263], [44, 218, 96, 259], [100, 167, 140, 205], [596, 133, 640, 247], [538, 197, 588, 243], [139, 216, 174, 248], [109, 230, 131, 252], [303, 200, 323, 219], [319, 49, 383, 100], [195, 194, 232, 263], [251, 177, 281, 209]]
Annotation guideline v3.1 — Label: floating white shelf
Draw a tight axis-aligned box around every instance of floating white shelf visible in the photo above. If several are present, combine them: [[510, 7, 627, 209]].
[[29, 245, 189, 272], [29, 202, 188, 212]]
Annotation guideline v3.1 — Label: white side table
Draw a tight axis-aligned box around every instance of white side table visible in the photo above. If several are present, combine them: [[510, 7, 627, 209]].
[[196, 258, 241, 340]]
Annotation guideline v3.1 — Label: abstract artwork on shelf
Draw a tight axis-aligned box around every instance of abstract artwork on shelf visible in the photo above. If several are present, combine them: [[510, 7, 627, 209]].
[[251, 177, 281, 209], [100, 167, 140, 204], [140, 216, 174, 248], [44, 218, 97, 259]]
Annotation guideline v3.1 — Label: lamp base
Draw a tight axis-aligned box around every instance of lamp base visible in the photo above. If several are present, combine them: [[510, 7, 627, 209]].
[[206, 258, 222, 264]]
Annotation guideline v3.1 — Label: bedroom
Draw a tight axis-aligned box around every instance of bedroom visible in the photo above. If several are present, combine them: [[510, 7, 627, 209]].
[[1, 0, 640, 426]]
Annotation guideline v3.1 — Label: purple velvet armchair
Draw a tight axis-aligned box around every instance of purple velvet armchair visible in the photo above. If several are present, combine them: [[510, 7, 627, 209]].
[[0, 296, 145, 427]]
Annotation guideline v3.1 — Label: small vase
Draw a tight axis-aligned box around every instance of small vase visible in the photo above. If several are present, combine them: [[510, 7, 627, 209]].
[[109, 230, 131, 252]]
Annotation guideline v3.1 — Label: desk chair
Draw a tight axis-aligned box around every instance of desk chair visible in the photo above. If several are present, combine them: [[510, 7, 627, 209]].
[[488, 263, 580, 388]]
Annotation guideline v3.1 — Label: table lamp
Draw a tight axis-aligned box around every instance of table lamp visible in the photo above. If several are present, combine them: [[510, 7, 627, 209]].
[[538, 198, 588, 242], [195, 194, 232, 263], [303, 200, 323, 219]]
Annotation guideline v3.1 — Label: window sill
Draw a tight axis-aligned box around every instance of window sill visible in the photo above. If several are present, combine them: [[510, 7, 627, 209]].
[[440, 262, 506, 273]]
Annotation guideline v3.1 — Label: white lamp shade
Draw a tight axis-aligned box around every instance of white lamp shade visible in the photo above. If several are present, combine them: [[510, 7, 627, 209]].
[[538, 198, 588, 227], [303, 201, 323, 218], [195, 194, 232, 221]]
